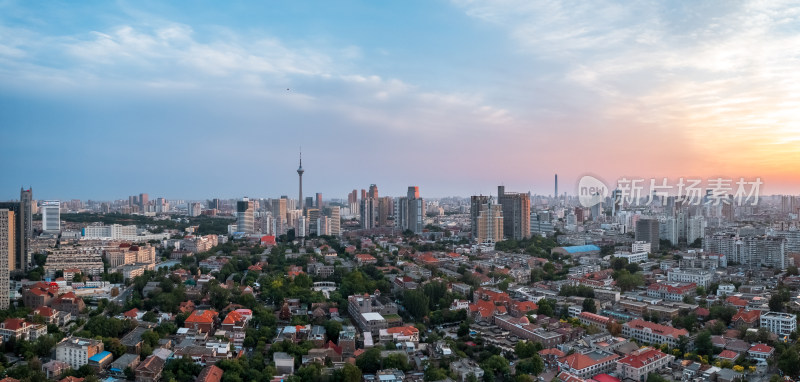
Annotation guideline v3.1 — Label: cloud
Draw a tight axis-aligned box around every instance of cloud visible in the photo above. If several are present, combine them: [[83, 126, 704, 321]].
[[453, 0, 800, 179]]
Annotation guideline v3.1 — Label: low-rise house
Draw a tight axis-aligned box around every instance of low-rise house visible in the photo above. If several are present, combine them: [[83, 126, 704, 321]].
[[135, 355, 165, 382], [88, 351, 113, 371], [615, 347, 673, 382], [51, 292, 85, 315], [731, 309, 761, 329], [0, 318, 47, 342], [747, 344, 775, 361], [196, 365, 224, 382], [558, 351, 619, 379], [41, 360, 70, 379], [578, 312, 611, 329], [109, 354, 141, 377], [184, 310, 218, 333], [716, 350, 740, 363], [450, 359, 484, 382], [622, 319, 689, 348], [380, 326, 420, 344]]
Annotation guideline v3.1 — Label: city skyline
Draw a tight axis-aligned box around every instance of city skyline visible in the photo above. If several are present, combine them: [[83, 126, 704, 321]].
[[3, 1, 800, 200]]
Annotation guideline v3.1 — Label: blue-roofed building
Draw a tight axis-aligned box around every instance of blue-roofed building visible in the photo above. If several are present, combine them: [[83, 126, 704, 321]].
[[551, 245, 601, 257], [88, 350, 113, 370]]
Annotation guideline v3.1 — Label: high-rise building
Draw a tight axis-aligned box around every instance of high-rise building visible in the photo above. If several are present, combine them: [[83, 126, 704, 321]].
[[297, 152, 304, 212], [360, 197, 376, 229], [475, 197, 503, 244], [396, 187, 424, 234], [705, 234, 786, 269], [306, 208, 320, 236], [635, 219, 660, 252], [271, 198, 288, 234], [554, 174, 558, 199], [497, 186, 531, 240], [316, 193, 323, 209], [305, 197, 314, 212], [659, 217, 678, 246], [139, 193, 149, 212], [377, 197, 392, 227], [236, 198, 255, 234], [0, 188, 32, 270], [368, 184, 379, 199], [687, 216, 706, 245], [329, 206, 341, 236], [0, 208, 14, 309], [470, 195, 490, 239], [42, 200, 61, 233], [406, 187, 424, 234]]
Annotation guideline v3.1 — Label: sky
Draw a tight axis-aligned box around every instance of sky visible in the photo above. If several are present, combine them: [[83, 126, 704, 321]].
[[2, 0, 800, 201]]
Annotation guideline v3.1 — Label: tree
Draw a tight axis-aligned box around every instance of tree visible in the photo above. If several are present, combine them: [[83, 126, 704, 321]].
[[384, 353, 411, 371], [142, 311, 158, 323], [457, 322, 470, 337], [647, 374, 669, 382], [403, 290, 430, 321], [356, 348, 382, 374], [695, 331, 713, 357], [481, 355, 510, 376], [424, 368, 448, 382], [324, 320, 342, 343], [582, 298, 597, 314], [515, 355, 544, 376], [536, 299, 555, 317], [515, 341, 536, 359], [338, 363, 362, 382]]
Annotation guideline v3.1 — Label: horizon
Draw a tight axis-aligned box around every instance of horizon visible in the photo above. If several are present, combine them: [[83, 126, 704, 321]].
[[3, 1, 800, 200]]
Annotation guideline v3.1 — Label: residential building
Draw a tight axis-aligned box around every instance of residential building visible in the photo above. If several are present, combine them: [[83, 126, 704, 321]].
[[731, 309, 761, 329], [184, 310, 218, 333], [558, 351, 620, 379], [134, 355, 165, 382], [347, 293, 397, 335], [236, 198, 254, 234], [667, 269, 712, 289], [578, 312, 611, 329], [0, 209, 13, 309], [635, 219, 659, 252], [56, 337, 104, 369], [613, 252, 649, 264], [622, 319, 689, 347], [475, 197, 504, 244], [760, 311, 797, 336], [497, 186, 531, 240], [450, 359, 484, 382], [615, 347, 674, 382], [646, 282, 696, 301], [42, 200, 61, 233]]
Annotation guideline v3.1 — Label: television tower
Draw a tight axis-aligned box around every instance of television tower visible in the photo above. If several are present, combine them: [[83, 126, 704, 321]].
[[297, 150, 304, 213]]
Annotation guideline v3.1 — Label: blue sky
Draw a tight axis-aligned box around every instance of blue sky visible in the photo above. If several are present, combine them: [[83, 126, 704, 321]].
[[2, 0, 799, 200]]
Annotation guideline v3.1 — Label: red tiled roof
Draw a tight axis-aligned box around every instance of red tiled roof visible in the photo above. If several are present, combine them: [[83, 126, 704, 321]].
[[1, 318, 27, 331], [579, 312, 610, 324], [561, 352, 618, 371], [196, 365, 224, 382], [539, 348, 566, 357], [732, 309, 761, 323], [32, 306, 55, 317], [222, 311, 244, 325], [617, 347, 669, 369], [185, 309, 218, 324], [123, 308, 139, 318], [625, 319, 689, 339], [717, 350, 739, 359], [726, 296, 748, 307], [386, 326, 419, 336], [749, 344, 774, 354]]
